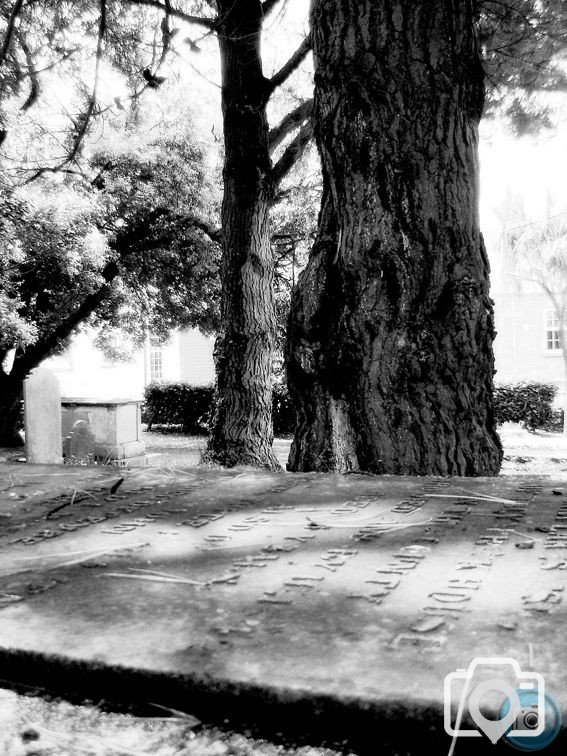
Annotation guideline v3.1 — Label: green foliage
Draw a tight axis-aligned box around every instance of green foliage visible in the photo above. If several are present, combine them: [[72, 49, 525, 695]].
[[0, 119, 220, 372], [0, 193, 38, 350], [494, 382, 558, 430], [0, 182, 109, 356], [0, 0, 195, 183], [91, 124, 221, 347], [144, 382, 213, 434], [143, 382, 296, 436], [547, 408, 565, 433], [478, 0, 567, 132]]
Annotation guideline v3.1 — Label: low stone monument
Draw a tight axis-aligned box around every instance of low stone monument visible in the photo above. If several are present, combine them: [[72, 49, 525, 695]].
[[23, 367, 63, 464]]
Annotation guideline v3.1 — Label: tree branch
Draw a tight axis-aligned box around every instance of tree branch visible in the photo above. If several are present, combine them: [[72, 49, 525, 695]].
[[12, 205, 222, 374], [33, 48, 81, 76], [0, 0, 24, 69], [11, 261, 120, 379], [269, 98, 312, 153], [266, 34, 311, 94], [262, 0, 285, 18], [185, 214, 222, 244], [66, 0, 107, 165], [115, 205, 222, 249], [22, 166, 87, 185], [16, 30, 40, 111], [270, 120, 314, 191], [22, 0, 107, 184], [124, 0, 216, 30]]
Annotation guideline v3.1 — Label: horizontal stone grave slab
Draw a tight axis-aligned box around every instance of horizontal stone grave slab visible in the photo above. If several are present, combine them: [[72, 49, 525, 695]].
[[0, 464, 566, 752]]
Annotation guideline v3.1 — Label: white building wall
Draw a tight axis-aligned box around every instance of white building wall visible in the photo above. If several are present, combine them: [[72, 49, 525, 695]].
[[41, 328, 215, 399], [178, 330, 215, 386], [43, 332, 145, 400]]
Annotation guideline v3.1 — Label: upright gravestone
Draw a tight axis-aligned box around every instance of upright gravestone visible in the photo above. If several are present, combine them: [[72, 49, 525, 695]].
[[23, 367, 63, 465]]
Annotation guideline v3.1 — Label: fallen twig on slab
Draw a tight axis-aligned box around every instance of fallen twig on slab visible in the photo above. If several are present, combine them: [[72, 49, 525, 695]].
[[487, 527, 540, 542], [130, 567, 205, 584], [100, 572, 205, 586], [109, 477, 125, 494], [45, 488, 78, 519], [147, 701, 201, 725], [425, 493, 519, 505], [206, 573, 241, 585], [1, 543, 148, 578]]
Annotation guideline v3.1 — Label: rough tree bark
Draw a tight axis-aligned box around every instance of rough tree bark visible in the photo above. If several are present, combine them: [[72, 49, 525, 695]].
[[204, 0, 280, 469], [287, 0, 503, 475]]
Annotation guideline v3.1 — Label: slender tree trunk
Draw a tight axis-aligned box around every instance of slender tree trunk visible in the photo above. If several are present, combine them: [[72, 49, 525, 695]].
[[287, 0, 503, 475], [205, 0, 279, 469]]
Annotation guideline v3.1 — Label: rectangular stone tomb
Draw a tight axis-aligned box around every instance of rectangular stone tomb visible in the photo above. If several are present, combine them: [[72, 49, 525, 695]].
[[61, 398, 146, 465]]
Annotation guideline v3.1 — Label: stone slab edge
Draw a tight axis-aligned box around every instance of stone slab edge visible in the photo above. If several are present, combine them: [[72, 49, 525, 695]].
[[1, 646, 566, 755]]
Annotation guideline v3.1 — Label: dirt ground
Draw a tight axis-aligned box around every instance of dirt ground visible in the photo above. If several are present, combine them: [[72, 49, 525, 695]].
[[142, 432, 292, 469], [0, 687, 342, 756], [141, 423, 567, 477], [1, 422, 566, 475]]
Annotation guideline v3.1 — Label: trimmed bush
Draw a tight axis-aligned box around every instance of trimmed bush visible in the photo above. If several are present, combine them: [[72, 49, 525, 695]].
[[143, 383, 213, 434], [546, 408, 565, 433], [493, 382, 558, 431], [143, 381, 296, 436], [144, 380, 561, 435]]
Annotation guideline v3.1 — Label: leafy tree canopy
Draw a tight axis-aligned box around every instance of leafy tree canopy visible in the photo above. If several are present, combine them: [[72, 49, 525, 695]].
[[479, 0, 567, 132], [0, 113, 220, 372]]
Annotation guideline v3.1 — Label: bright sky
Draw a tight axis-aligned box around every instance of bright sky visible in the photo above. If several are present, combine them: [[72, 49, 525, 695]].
[[480, 117, 567, 233], [478, 102, 567, 292]]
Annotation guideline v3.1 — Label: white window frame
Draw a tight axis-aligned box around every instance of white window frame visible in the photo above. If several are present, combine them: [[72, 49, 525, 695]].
[[149, 345, 163, 381], [544, 309, 562, 353]]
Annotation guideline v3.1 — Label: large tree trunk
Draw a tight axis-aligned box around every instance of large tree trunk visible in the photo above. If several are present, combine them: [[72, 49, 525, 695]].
[[287, 0, 503, 476], [204, 0, 279, 469]]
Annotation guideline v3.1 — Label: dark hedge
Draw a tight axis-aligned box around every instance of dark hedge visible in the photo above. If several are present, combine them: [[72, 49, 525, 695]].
[[144, 380, 560, 436], [493, 382, 558, 430], [143, 382, 295, 436]]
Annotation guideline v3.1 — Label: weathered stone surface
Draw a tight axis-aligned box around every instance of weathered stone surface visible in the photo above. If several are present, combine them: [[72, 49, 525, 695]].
[[23, 368, 62, 465], [0, 465, 566, 751]]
